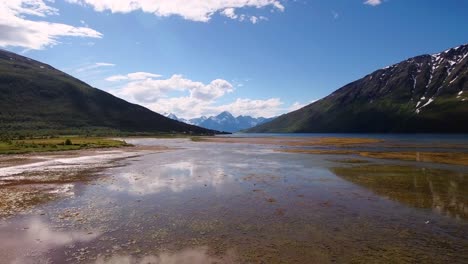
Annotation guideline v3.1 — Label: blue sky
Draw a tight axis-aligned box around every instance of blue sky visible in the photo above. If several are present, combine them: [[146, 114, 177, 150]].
[[1, 0, 467, 118]]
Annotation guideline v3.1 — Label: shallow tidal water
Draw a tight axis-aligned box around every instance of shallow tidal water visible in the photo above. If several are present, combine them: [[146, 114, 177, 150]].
[[0, 137, 467, 263]]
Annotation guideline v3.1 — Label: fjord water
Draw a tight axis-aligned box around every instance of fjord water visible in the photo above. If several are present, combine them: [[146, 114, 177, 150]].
[[0, 137, 467, 263]]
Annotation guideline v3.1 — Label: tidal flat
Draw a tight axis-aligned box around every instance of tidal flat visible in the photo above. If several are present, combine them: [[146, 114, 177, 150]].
[[0, 136, 467, 263]]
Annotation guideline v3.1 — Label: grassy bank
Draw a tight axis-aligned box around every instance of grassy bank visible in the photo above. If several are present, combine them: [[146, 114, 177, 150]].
[[0, 137, 129, 154]]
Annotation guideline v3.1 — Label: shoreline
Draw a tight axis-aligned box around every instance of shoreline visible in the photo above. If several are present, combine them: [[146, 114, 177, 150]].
[[0, 137, 466, 262], [0, 143, 172, 169]]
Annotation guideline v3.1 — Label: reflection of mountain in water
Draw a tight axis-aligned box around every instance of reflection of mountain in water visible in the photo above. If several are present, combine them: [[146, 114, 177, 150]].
[[331, 165, 468, 220]]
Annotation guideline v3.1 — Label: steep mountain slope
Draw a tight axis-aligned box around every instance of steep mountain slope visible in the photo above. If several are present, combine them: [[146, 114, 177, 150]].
[[248, 44, 468, 133], [0, 50, 216, 135], [165, 112, 275, 132]]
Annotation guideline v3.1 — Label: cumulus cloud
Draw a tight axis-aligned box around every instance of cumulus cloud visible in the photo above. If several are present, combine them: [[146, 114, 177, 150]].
[[364, 0, 383, 6], [66, 0, 284, 23], [250, 16, 267, 24], [0, 0, 102, 50], [108, 72, 307, 118], [146, 97, 288, 118], [219, 98, 283, 117], [146, 96, 210, 119], [76, 62, 115, 73], [112, 74, 234, 103], [221, 8, 238, 19]]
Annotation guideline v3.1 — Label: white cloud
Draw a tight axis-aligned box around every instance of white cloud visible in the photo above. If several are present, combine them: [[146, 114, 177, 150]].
[[76, 62, 115, 72], [364, 0, 383, 6], [108, 72, 307, 118], [96, 62, 115, 67], [145, 96, 288, 119], [95, 247, 233, 264], [0, 0, 102, 50], [2, 218, 99, 264], [148, 96, 305, 119], [288, 102, 306, 112], [146, 97, 210, 118], [107, 161, 230, 195], [250, 16, 259, 24], [105, 75, 128, 82], [79, 19, 89, 27], [66, 0, 284, 23], [218, 98, 284, 117], [221, 7, 268, 24], [112, 74, 234, 104], [106, 72, 162, 82], [221, 8, 238, 20]]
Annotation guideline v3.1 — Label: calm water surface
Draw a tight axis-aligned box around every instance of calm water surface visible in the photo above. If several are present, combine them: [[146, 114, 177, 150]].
[[0, 137, 467, 263]]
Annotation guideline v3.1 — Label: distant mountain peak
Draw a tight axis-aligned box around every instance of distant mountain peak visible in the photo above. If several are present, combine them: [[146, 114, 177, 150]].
[[217, 111, 235, 118], [161, 111, 275, 133], [167, 113, 179, 119]]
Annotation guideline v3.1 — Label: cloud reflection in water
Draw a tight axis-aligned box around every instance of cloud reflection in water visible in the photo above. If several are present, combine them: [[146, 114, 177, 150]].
[[109, 161, 230, 195], [95, 247, 237, 264], [0, 218, 100, 263]]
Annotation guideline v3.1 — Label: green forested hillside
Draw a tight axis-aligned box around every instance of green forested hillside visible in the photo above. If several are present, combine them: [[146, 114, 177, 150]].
[[0, 50, 217, 136]]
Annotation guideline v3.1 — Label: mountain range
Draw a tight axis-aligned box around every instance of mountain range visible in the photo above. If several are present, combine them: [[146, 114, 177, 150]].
[[248, 44, 468, 133], [1, 43, 467, 136], [164, 112, 274, 133], [0, 49, 217, 136]]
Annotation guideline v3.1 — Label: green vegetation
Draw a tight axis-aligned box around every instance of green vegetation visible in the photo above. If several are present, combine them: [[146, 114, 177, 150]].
[[247, 44, 468, 133], [0, 136, 129, 154], [64, 138, 72, 145], [331, 165, 468, 220], [190, 136, 208, 142], [280, 148, 468, 166], [0, 50, 218, 136]]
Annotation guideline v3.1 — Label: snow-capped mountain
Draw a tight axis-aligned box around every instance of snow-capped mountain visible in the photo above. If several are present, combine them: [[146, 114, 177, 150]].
[[188, 116, 208, 126], [164, 111, 275, 132], [249, 43, 468, 133]]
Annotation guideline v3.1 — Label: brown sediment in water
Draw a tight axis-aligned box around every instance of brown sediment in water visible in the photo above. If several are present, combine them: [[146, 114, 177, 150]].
[[1, 137, 467, 263], [377, 143, 468, 150], [329, 158, 371, 164], [360, 151, 468, 166], [198, 136, 382, 146], [0, 157, 42, 168], [0, 186, 58, 218], [199, 136, 468, 150], [0, 144, 171, 168], [0, 144, 172, 218], [279, 149, 468, 166], [0, 167, 106, 218], [331, 164, 468, 220]]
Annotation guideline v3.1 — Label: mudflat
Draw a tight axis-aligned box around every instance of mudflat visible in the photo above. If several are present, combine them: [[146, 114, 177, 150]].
[[0, 136, 466, 263]]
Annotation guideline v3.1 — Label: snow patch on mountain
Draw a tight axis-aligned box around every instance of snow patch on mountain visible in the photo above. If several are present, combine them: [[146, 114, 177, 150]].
[[164, 112, 275, 132]]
